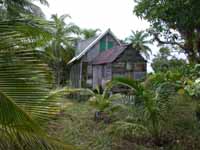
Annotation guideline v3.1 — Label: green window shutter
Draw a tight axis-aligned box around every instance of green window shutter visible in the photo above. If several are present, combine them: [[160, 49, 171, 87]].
[[99, 39, 106, 52], [108, 41, 113, 49]]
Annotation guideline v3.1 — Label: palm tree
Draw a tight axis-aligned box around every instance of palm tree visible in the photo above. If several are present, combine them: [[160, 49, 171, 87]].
[[0, 18, 73, 150], [112, 77, 161, 143], [125, 30, 152, 60], [0, 0, 48, 19], [81, 28, 101, 39], [44, 14, 80, 87]]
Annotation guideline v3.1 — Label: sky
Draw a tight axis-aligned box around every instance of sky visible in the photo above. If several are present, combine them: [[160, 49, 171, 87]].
[[39, 0, 150, 39], [38, 0, 157, 72]]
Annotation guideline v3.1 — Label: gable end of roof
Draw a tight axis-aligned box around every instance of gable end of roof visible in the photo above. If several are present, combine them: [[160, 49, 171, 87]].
[[68, 29, 121, 64]]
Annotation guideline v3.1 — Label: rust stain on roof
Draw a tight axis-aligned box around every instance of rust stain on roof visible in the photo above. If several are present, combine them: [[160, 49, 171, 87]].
[[93, 45, 128, 65]]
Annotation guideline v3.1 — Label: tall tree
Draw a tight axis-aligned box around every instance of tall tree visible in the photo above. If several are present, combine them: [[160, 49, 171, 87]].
[[134, 0, 200, 63], [81, 28, 101, 39], [125, 30, 152, 60], [151, 47, 187, 73], [0, 0, 48, 19], [44, 14, 80, 87]]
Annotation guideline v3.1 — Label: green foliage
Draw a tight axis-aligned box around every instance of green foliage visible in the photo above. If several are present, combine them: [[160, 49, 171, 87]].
[[44, 14, 80, 87], [48, 102, 113, 150], [111, 71, 200, 148], [184, 64, 200, 96], [108, 121, 148, 138], [47, 66, 200, 149], [151, 47, 187, 73], [112, 76, 187, 142], [134, 0, 200, 63], [144, 71, 183, 91], [113, 77, 160, 139], [125, 30, 152, 60], [0, 0, 48, 19], [80, 28, 101, 39], [113, 77, 144, 96], [88, 85, 122, 112], [185, 78, 200, 97], [0, 18, 74, 149]]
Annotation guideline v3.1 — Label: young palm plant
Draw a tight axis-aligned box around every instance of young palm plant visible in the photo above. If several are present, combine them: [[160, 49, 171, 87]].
[[78, 83, 123, 123], [112, 77, 162, 143]]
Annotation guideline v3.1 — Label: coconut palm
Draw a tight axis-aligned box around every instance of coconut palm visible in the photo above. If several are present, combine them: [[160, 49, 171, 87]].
[[81, 28, 101, 39], [44, 14, 80, 87], [0, 18, 74, 150], [0, 0, 49, 19], [126, 30, 152, 60]]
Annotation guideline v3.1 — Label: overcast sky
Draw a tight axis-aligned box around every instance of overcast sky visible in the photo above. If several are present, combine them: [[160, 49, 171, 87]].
[[38, 0, 158, 72], [39, 0, 150, 39]]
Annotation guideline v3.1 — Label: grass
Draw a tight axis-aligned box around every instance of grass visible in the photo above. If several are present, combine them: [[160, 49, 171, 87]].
[[47, 96, 200, 150], [47, 100, 152, 150], [47, 101, 113, 150]]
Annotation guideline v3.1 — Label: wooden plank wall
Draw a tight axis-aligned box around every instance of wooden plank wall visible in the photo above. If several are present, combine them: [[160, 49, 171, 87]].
[[70, 62, 81, 88], [112, 45, 146, 80]]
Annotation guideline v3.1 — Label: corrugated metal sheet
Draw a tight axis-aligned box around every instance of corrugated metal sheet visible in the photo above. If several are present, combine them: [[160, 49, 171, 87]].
[[68, 29, 121, 64], [92, 45, 128, 65], [75, 36, 98, 55]]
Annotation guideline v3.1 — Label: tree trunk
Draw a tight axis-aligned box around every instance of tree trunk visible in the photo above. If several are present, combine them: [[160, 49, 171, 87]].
[[56, 62, 61, 88], [181, 30, 200, 64]]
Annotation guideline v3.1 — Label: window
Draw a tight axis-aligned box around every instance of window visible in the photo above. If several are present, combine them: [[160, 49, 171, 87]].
[[108, 41, 113, 49], [126, 62, 133, 71], [134, 63, 146, 72], [99, 39, 106, 52]]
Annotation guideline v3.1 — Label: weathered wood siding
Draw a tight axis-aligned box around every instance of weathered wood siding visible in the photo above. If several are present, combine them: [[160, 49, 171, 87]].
[[104, 64, 112, 81], [92, 65, 102, 88], [92, 64, 112, 88], [83, 33, 120, 62], [81, 33, 119, 88], [112, 45, 146, 80], [70, 33, 147, 89], [70, 61, 81, 88], [115, 45, 146, 63]]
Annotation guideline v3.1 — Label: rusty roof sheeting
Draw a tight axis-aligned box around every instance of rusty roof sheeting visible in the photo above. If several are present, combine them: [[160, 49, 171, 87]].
[[92, 45, 128, 65]]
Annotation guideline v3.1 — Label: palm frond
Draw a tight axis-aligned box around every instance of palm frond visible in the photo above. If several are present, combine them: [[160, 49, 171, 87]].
[[108, 121, 148, 137], [1, 0, 48, 18], [0, 18, 52, 50], [0, 19, 74, 149], [112, 77, 144, 96], [81, 28, 101, 39], [0, 89, 75, 150], [126, 30, 152, 60]]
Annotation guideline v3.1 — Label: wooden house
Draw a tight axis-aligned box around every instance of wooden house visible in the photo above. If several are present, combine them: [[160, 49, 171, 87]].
[[68, 29, 147, 88]]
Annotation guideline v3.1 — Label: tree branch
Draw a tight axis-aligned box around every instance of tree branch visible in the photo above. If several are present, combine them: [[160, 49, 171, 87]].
[[153, 33, 186, 50]]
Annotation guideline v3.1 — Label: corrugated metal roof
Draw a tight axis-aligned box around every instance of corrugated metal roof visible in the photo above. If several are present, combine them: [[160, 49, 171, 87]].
[[92, 45, 128, 65], [68, 29, 121, 64], [75, 36, 98, 56]]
